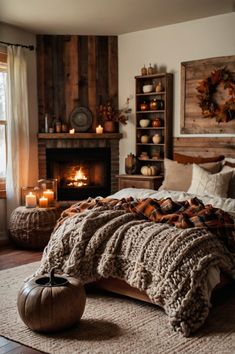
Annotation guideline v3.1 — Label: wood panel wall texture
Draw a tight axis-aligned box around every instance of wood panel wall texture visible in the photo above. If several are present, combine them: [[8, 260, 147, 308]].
[[36, 35, 118, 132]]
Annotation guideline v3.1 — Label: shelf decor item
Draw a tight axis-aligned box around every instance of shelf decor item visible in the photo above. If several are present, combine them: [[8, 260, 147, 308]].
[[143, 84, 153, 93], [155, 82, 163, 92], [141, 65, 147, 76], [147, 63, 154, 75], [140, 135, 149, 143], [139, 119, 150, 127], [152, 134, 162, 144], [150, 99, 158, 111], [140, 102, 149, 111], [152, 118, 162, 127], [125, 153, 140, 175]]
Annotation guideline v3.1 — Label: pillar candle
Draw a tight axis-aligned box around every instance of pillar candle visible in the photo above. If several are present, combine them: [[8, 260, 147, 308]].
[[25, 192, 37, 208], [39, 196, 48, 208], [43, 189, 54, 204], [96, 125, 103, 134]]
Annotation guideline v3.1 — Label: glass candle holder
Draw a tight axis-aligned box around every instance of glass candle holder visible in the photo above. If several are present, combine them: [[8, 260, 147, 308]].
[[21, 186, 40, 206], [37, 179, 57, 206]]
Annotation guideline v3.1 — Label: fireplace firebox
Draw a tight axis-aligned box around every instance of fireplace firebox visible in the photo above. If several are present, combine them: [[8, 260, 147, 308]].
[[46, 148, 111, 201]]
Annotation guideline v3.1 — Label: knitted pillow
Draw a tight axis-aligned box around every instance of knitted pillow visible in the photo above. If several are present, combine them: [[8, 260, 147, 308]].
[[187, 164, 233, 198], [159, 158, 222, 192]]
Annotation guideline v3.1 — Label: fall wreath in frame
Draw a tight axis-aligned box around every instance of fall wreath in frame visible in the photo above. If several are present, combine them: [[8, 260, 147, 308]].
[[196, 67, 235, 123], [181, 56, 235, 134]]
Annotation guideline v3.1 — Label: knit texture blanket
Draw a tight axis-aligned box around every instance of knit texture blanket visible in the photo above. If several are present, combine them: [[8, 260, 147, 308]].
[[36, 198, 235, 336]]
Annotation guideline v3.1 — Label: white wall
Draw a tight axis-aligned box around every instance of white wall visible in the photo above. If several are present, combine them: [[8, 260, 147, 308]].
[[0, 23, 38, 243], [118, 13, 235, 173]]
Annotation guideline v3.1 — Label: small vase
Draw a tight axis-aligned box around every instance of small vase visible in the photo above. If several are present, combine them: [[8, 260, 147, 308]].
[[125, 154, 140, 175], [150, 99, 158, 111], [104, 121, 116, 133], [140, 102, 149, 111], [141, 65, 147, 76]]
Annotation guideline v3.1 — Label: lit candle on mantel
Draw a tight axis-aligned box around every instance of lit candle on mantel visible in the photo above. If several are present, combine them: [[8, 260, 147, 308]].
[[39, 196, 48, 208], [43, 189, 54, 204], [69, 128, 75, 134], [96, 125, 103, 134], [25, 192, 37, 208]]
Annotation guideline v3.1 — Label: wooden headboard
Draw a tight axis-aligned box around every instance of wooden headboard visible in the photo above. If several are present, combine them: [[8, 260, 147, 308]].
[[173, 137, 235, 159]]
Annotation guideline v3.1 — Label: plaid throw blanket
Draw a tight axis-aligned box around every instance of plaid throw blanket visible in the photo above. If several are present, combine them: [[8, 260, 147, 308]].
[[60, 196, 235, 251], [37, 197, 235, 335]]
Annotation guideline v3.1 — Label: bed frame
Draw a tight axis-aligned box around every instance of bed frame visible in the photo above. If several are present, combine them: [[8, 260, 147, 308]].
[[92, 137, 235, 302]]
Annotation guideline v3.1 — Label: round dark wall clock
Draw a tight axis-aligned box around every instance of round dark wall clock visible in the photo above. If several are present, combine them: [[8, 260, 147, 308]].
[[69, 107, 93, 132]]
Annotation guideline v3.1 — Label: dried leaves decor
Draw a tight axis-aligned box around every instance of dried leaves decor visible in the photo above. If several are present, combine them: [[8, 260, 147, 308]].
[[196, 67, 235, 122], [97, 97, 132, 125]]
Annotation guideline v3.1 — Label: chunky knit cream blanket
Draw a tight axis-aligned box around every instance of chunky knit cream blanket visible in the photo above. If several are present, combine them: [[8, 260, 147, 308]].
[[35, 206, 235, 336]]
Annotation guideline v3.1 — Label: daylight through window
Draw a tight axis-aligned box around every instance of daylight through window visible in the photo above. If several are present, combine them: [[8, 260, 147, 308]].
[[0, 51, 7, 192]]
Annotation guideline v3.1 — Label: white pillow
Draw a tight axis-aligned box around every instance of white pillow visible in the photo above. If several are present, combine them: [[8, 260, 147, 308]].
[[187, 164, 233, 198], [221, 165, 235, 199]]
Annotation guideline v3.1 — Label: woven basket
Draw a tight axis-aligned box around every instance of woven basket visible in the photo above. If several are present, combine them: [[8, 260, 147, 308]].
[[9, 206, 61, 250]]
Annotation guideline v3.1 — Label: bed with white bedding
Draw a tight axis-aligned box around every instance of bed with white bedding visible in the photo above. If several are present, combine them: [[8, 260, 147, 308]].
[[34, 186, 235, 336], [34, 153, 235, 336]]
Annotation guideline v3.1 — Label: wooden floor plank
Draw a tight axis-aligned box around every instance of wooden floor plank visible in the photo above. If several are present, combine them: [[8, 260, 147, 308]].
[[0, 245, 44, 354], [0, 245, 42, 270]]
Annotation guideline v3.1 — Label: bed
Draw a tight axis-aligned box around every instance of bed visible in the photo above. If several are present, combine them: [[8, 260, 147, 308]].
[[34, 144, 235, 337]]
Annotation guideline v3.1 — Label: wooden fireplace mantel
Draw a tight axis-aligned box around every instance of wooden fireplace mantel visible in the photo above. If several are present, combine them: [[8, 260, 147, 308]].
[[38, 133, 123, 140]]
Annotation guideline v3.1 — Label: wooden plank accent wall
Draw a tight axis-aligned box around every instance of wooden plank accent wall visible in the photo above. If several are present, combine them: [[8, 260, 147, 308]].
[[174, 137, 235, 158], [36, 35, 118, 133]]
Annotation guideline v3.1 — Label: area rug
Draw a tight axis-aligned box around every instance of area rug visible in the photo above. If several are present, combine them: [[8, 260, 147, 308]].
[[0, 263, 235, 354]]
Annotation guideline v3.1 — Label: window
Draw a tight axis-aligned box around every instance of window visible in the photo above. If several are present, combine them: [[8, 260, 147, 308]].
[[0, 51, 7, 197]]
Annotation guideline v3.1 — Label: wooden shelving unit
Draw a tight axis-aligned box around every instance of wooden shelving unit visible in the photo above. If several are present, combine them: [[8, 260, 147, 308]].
[[135, 73, 173, 176], [117, 73, 173, 191]]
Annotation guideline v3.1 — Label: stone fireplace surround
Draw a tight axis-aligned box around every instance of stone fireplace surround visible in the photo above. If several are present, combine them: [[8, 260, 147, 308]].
[[38, 133, 122, 200]]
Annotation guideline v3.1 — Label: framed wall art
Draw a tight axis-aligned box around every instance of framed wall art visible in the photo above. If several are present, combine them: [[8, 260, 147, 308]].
[[180, 55, 235, 134]]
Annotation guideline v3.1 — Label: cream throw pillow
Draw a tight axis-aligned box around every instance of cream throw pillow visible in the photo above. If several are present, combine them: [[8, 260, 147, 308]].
[[187, 164, 233, 198], [222, 165, 235, 199], [159, 158, 222, 192]]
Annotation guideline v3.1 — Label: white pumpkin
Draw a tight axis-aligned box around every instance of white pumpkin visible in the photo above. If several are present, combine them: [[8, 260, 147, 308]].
[[141, 165, 158, 176]]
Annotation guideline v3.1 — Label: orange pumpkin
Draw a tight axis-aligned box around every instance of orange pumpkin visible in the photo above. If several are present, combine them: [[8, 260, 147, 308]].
[[17, 268, 86, 333]]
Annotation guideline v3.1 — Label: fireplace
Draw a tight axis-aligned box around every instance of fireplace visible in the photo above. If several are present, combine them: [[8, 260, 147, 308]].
[[46, 148, 111, 200], [38, 133, 121, 200]]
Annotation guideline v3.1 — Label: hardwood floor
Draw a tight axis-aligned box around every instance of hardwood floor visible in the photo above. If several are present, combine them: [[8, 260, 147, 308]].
[[0, 244, 44, 354]]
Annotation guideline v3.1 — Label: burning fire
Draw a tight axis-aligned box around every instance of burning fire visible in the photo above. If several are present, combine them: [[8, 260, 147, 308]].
[[67, 168, 87, 187]]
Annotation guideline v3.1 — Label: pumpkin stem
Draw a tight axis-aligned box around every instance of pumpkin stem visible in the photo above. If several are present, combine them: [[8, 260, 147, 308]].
[[49, 268, 56, 286]]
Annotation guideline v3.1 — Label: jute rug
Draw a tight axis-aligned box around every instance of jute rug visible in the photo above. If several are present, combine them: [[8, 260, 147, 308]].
[[0, 263, 235, 354]]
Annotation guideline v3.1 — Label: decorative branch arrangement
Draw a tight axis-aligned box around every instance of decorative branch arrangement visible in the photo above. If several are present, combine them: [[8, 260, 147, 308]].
[[196, 67, 235, 122], [97, 97, 132, 125]]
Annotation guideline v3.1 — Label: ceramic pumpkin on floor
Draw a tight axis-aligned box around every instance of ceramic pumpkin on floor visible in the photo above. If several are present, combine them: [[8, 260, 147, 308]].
[[17, 268, 86, 333]]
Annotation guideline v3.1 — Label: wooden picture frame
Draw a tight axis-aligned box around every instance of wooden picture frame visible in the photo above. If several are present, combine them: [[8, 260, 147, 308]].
[[180, 55, 235, 134]]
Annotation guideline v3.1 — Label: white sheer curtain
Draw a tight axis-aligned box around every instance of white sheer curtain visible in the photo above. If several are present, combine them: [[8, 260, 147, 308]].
[[6, 46, 30, 220]]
